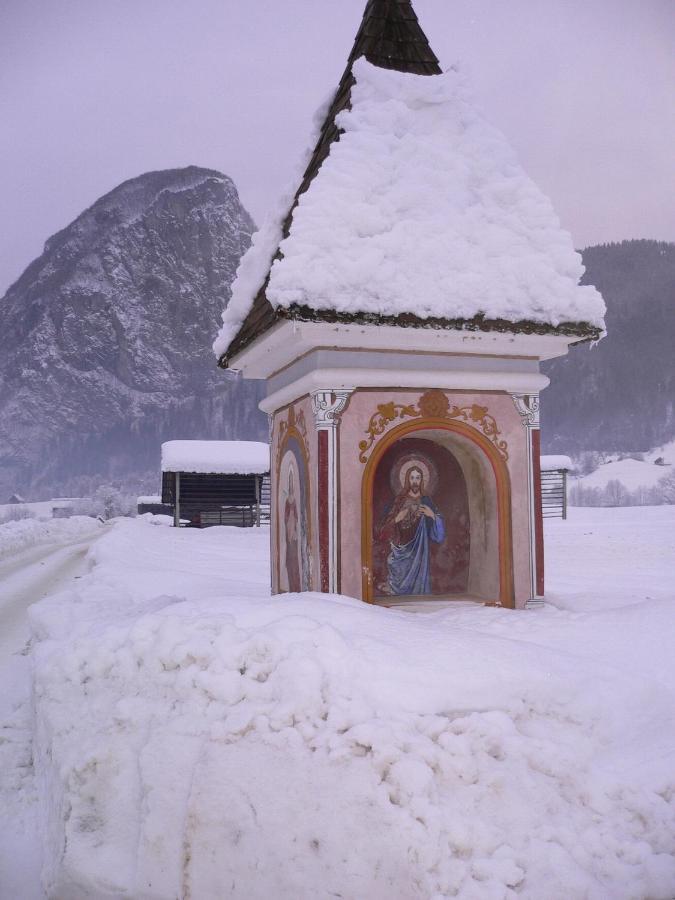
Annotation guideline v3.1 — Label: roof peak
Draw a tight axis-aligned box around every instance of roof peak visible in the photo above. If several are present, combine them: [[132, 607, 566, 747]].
[[349, 0, 441, 75], [292, 0, 441, 215], [218, 0, 443, 365]]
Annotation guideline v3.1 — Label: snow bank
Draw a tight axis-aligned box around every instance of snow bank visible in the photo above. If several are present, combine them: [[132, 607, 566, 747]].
[[30, 512, 675, 899], [161, 440, 269, 475], [646, 437, 675, 466], [577, 457, 672, 491], [0, 497, 91, 522], [0, 516, 101, 561], [214, 59, 605, 360], [545, 506, 675, 612], [540, 454, 572, 471]]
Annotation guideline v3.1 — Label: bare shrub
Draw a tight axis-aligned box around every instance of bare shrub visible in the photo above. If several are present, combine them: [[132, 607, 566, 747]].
[[92, 484, 137, 519], [569, 473, 675, 507], [657, 470, 675, 503]]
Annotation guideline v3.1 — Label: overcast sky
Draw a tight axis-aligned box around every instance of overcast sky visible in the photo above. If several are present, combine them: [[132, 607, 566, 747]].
[[1, 0, 673, 295]]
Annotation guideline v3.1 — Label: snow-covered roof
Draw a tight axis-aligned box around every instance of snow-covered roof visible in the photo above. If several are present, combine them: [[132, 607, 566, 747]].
[[214, 1, 605, 365], [270, 61, 604, 324], [541, 455, 573, 471], [137, 495, 162, 505], [161, 441, 269, 475]]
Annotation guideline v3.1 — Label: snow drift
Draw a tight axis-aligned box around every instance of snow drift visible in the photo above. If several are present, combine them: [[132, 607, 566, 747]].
[[0, 515, 101, 561], [29, 514, 675, 899]]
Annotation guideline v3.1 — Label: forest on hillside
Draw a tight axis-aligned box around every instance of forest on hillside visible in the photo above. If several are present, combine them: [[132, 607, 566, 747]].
[[542, 239, 675, 454]]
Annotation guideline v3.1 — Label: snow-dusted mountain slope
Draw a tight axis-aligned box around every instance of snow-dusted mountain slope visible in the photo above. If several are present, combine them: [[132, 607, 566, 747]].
[[0, 167, 266, 499], [542, 240, 675, 454], [574, 457, 672, 492]]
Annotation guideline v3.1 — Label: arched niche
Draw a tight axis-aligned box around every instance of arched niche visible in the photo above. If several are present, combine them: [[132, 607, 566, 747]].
[[276, 430, 312, 594], [361, 419, 513, 607], [370, 436, 470, 598]]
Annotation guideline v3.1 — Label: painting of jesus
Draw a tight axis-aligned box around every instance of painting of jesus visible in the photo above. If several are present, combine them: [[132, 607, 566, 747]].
[[376, 462, 445, 596]]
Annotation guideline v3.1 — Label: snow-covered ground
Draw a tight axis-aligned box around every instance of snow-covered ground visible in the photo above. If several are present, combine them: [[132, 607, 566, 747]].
[[0, 523, 105, 900], [0, 499, 93, 525], [2, 509, 674, 899], [575, 457, 672, 492], [646, 438, 675, 466], [0, 515, 101, 560]]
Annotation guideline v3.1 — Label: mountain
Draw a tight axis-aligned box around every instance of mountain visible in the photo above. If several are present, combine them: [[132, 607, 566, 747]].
[[542, 240, 675, 454], [3, 181, 670, 499], [0, 167, 267, 499]]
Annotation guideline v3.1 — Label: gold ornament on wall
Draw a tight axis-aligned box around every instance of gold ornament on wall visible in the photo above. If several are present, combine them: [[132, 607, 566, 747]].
[[358, 389, 509, 463]]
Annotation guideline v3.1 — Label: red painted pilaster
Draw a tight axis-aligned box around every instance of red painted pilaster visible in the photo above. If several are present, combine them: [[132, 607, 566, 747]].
[[318, 429, 330, 592]]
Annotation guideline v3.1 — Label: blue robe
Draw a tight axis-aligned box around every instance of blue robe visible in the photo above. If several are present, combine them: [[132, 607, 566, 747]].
[[386, 496, 445, 596]]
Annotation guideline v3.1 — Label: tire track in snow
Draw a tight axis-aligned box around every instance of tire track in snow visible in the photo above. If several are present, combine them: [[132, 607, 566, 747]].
[[0, 527, 106, 900]]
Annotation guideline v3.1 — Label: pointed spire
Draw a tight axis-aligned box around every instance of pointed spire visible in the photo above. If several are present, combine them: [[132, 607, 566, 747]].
[[290, 0, 441, 222], [221, 0, 442, 365], [349, 0, 441, 74]]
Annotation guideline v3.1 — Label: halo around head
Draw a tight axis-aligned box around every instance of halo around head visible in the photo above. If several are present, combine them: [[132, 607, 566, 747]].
[[390, 452, 438, 495], [399, 459, 430, 489]]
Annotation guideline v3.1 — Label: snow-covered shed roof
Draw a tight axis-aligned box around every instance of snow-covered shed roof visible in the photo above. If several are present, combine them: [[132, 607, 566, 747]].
[[214, 0, 605, 367], [161, 441, 269, 475], [541, 455, 573, 472]]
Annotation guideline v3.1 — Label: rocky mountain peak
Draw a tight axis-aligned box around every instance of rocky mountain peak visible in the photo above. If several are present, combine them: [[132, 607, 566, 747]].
[[0, 167, 266, 499]]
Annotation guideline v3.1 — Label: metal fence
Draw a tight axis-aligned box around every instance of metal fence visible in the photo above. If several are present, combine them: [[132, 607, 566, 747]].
[[199, 507, 258, 528], [260, 475, 271, 521]]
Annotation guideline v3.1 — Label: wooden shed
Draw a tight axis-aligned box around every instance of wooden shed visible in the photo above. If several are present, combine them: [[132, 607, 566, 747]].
[[137, 495, 172, 516], [540, 456, 572, 520], [160, 441, 269, 528]]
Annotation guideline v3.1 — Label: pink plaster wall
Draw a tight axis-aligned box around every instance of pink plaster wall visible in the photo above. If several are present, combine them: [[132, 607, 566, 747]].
[[338, 389, 531, 608]]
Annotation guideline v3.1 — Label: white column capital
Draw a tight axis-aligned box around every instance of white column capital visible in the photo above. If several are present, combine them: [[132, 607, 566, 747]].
[[311, 389, 352, 429], [511, 392, 540, 429], [310, 389, 352, 593]]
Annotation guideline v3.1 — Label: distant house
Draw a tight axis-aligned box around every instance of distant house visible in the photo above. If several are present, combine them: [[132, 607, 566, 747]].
[[6, 493, 25, 504], [160, 441, 270, 528], [51, 500, 75, 519], [50, 497, 91, 519]]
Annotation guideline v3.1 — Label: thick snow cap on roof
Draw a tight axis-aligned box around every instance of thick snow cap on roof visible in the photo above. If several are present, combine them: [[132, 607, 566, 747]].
[[541, 455, 573, 471], [214, 58, 605, 359], [161, 441, 269, 475], [270, 59, 606, 325]]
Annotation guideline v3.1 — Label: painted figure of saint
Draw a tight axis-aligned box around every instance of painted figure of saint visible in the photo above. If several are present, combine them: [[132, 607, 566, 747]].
[[284, 467, 301, 592], [377, 464, 445, 595]]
